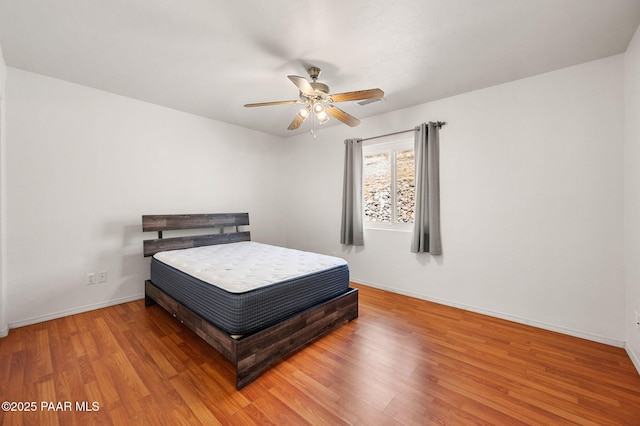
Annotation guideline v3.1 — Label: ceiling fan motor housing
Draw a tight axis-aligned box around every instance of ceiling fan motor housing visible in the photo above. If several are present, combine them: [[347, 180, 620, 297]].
[[310, 81, 329, 95], [307, 66, 322, 80]]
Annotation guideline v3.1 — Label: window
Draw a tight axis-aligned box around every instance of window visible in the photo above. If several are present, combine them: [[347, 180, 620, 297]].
[[363, 138, 415, 229]]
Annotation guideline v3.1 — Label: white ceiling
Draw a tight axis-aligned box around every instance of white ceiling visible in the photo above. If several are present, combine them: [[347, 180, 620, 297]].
[[1, 0, 639, 138]]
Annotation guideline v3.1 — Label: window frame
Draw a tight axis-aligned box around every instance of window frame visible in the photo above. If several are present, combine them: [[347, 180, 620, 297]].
[[362, 137, 415, 231]]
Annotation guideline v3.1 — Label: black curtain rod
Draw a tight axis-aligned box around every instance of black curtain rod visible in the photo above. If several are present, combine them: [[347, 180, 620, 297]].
[[361, 121, 446, 142]]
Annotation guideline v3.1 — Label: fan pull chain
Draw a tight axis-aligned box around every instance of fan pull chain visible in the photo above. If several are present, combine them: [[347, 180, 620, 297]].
[[311, 114, 317, 139]]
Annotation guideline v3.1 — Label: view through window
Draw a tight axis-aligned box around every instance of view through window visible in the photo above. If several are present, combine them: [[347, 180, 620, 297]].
[[363, 139, 415, 228]]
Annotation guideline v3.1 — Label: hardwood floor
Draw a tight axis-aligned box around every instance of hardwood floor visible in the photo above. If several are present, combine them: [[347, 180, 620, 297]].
[[1, 283, 639, 425]]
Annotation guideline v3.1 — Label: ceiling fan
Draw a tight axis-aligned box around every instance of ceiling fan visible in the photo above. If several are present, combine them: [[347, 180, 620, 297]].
[[244, 66, 384, 131]]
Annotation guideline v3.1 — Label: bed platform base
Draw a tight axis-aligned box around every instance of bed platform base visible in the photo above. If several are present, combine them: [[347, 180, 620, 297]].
[[142, 213, 358, 389], [145, 280, 358, 389]]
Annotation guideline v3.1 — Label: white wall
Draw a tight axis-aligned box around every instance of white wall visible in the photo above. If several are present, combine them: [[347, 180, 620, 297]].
[[5, 68, 286, 327], [625, 25, 640, 370], [0, 44, 7, 336], [283, 55, 626, 346], [0, 49, 632, 354]]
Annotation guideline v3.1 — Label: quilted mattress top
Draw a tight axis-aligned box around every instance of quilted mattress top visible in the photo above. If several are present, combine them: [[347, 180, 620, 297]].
[[153, 241, 348, 293]]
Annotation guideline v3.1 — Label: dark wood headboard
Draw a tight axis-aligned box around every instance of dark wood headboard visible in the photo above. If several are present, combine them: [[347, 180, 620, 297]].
[[142, 213, 250, 257]]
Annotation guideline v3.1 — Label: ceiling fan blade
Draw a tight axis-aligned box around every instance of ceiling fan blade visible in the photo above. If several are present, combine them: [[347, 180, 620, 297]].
[[326, 105, 361, 127], [288, 105, 312, 130], [329, 88, 384, 103], [244, 100, 300, 108], [288, 75, 316, 97], [288, 113, 306, 130]]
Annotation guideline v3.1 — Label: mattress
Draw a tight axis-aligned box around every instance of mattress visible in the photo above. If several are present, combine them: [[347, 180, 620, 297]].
[[150, 242, 350, 335]]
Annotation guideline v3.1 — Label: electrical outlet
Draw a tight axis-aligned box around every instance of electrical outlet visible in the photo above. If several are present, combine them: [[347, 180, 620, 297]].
[[97, 271, 107, 283], [87, 273, 96, 285]]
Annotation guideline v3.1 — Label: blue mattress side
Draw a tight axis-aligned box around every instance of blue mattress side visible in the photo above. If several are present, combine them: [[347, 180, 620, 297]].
[[150, 256, 350, 335]]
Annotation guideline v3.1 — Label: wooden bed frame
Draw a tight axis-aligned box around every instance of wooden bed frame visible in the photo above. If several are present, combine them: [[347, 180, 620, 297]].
[[142, 213, 358, 389]]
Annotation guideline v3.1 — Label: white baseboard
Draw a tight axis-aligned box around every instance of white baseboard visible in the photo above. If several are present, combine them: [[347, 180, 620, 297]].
[[352, 278, 625, 348], [626, 344, 640, 375], [7, 293, 145, 331], [0, 324, 8, 338]]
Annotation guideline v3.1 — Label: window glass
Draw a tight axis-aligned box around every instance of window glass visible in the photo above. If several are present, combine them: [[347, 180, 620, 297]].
[[395, 149, 415, 223], [362, 138, 414, 229], [363, 152, 391, 222]]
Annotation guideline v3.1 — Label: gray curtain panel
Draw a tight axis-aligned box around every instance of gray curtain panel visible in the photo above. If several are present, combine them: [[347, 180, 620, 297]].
[[340, 138, 364, 246], [411, 122, 442, 254]]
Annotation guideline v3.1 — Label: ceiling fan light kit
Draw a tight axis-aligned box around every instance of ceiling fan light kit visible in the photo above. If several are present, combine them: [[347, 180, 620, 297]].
[[312, 102, 329, 123], [244, 66, 384, 133]]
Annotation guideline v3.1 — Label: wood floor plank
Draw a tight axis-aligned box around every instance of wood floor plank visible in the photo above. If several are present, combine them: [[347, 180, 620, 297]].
[[1, 283, 640, 425], [169, 375, 223, 425], [267, 371, 350, 426], [160, 388, 201, 425]]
